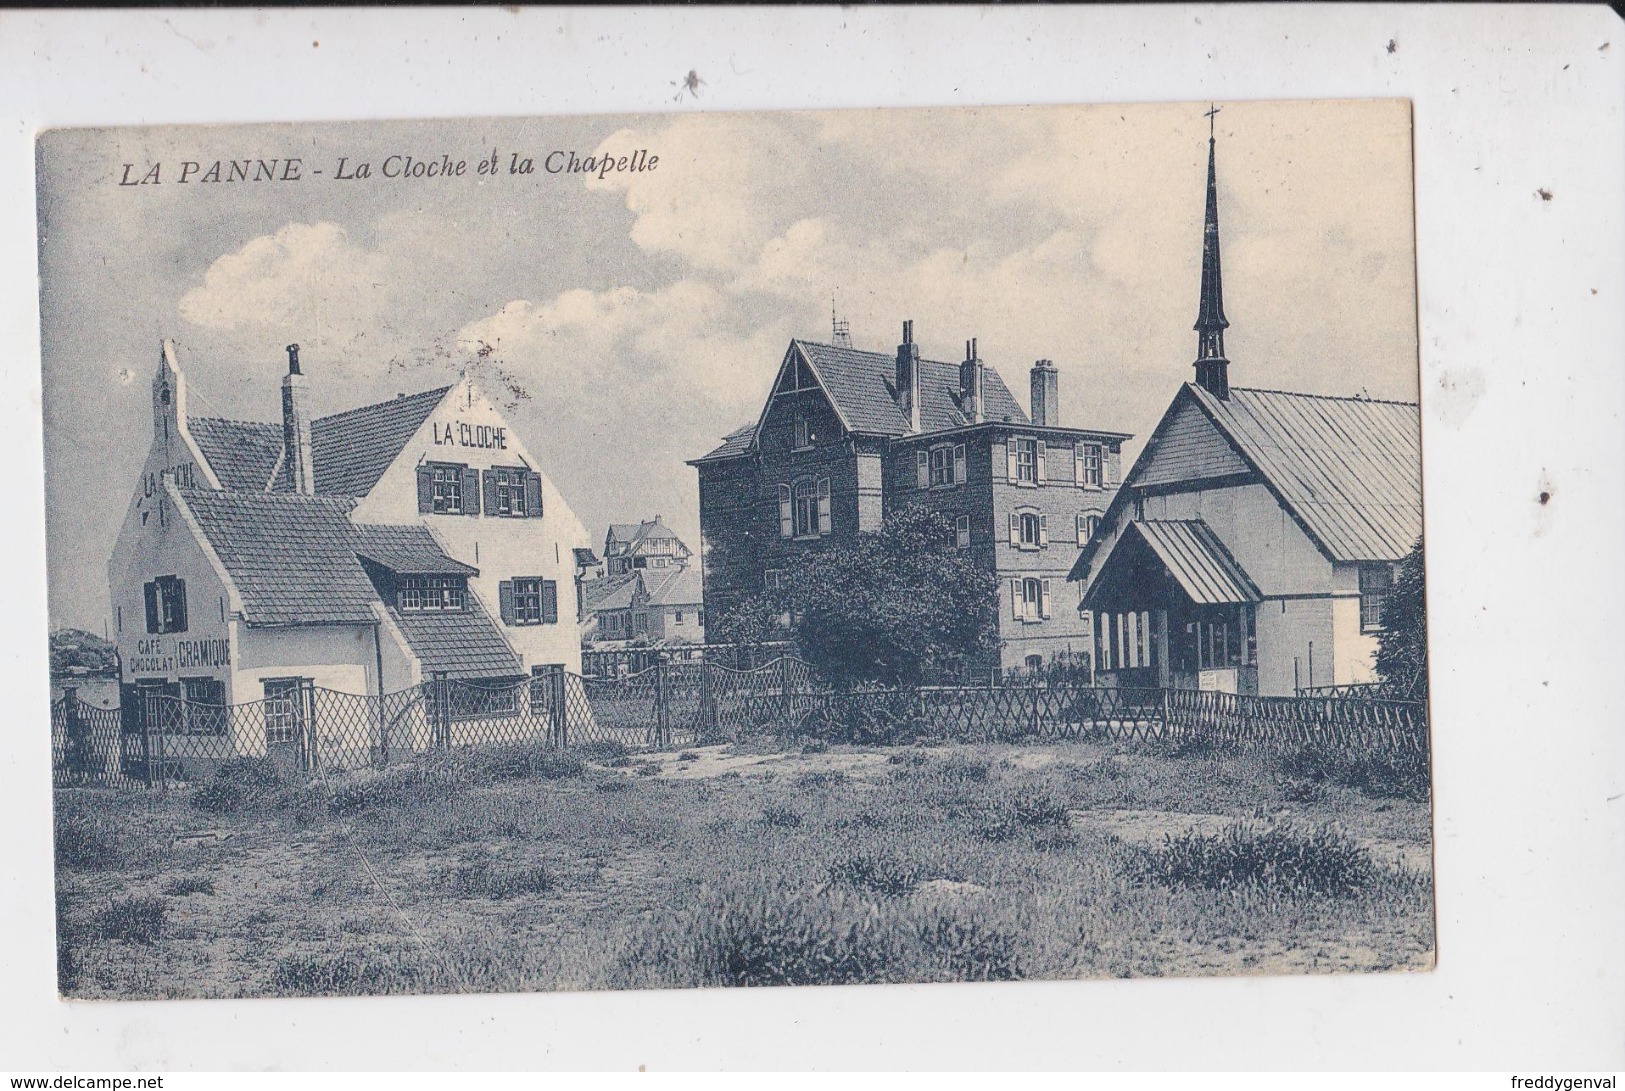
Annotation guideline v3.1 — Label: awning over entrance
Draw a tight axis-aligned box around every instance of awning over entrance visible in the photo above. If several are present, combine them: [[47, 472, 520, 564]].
[[1083, 520, 1261, 611]]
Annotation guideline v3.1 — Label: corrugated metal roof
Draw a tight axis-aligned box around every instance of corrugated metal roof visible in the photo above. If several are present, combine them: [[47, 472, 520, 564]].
[[1131, 520, 1261, 605], [386, 596, 521, 678], [1189, 384, 1422, 562], [309, 385, 451, 497], [187, 417, 282, 492], [177, 489, 380, 626], [354, 524, 477, 576]]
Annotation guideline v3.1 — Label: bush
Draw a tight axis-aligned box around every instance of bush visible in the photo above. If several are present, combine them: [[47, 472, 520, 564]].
[[677, 751, 701, 762], [189, 757, 283, 815], [1276, 746, 1430, 802], [54, 810, 126, 870], [95, 895, 167, 944], [760, 805, 802, 829], [1126, 822, 1387, 898], [577, 740, 630, 762], [161, 875, 215, 897], [828, 853, 920, 898], [594, 779, 632, 793], [793, 770, 847, 789], [463, 747, 584, 785], [434, 854, 553, 900]]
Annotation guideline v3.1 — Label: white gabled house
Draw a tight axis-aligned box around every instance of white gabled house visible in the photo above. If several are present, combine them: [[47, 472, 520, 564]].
[[107, 340, 592, 765]]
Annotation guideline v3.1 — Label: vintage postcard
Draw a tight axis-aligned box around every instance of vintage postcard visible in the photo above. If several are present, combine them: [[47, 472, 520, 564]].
[[40, 100, 1431, 1000]]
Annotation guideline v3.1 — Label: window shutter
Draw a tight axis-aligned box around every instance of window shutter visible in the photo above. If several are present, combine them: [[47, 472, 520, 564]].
[[143, 582, 159, 634], [1011, 578, 1023, 621], [542, 580, 558, 624], [1076, 513, 1086, 545], [1041, 579, 1053, 619], [778, 484, 793, 538], [172, 579, 188, 633], [1035, 440, 1047, 484], [957, 515, 970, 547], [916, 450, 929, 489], [1007, 512, 1019, 545], [1039, 514, 1049, 546], [953, 444, 967, 484], [1074, 445, 1085, 485], [524, 471, 543, 518], [1104, 452, 1118, 487], [1006, 441, 1017, 482], [816, 477, 832, 535], [479, 468, 497, 517], [498, 580, 515, 625], [416, 466, 434, 513]]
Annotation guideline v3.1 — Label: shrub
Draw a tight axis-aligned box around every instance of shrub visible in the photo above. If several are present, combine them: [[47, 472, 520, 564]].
[[54, 810, 126, 870], [793, 770, 847, 789], [464, 747, 583, 785], [918, 912, 1023, 982], [1276, 746, 1430, 802], [760, 805, 802, 829], [828, 853, 920, 898], [434, 854, 553, 900], [800, 739, 829, 755], [1125, 822, 1387, 898], [594, 779, 632, 793], [933, 756, 991, 783], [95, 895, 167, 944], [190, 757, 283, 815], [677, 751, 701, 762], [633, 760, 661, 777], [577, 740, 630, 762], [161, 875, 215, 897]]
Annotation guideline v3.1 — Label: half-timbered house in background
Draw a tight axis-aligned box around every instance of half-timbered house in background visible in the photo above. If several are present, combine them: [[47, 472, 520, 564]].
[[690, 326, 1132, 675], [1067, 133, 1423, 697], [106, 341, 592, 765]]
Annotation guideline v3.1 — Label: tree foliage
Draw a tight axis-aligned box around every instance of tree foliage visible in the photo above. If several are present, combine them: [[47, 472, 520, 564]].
[[764, 507, 1002, 689], [1374, 536, 1427, 700], [50, 628, 117, 676]]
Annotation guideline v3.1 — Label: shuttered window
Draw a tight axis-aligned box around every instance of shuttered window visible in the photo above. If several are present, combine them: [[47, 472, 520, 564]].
[[955, 515, 971, 548], [953, 444, 967, 484], [778, 484, 793, 538], [143, 576, 187, 634], [816, 477, 832, 535], [484, 467, 544, 518], [916, 450, 930, 489], [1075, 443, 1104, 487], [1010, 438, 1039, 484], [419, 463, 475, 514], [1076, 512, 1102, 545], [503, 577, 558, 625], [1010, 578, 1050, 623]]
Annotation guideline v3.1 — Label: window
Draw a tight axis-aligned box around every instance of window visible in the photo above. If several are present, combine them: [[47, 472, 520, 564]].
[[1012, 438, 1038, 484], [1012, 577, 1052, 622], [1008, 510, 1048, 550], [449, 680, 520, 721], [778, 484, 793, 537], [929, 446, 954, 487], [1359, 564, 1395, 632], [503, 578, 558, 625], [790, 477, 831, 538], [143, 575, 187, 634], [399, 576, 466, 612], [674, 610, 685, 625], [1076, 512, 1102, 545], [955, 515, 971, 549], [430, 463, 466, 514], [698, 609, 705, 627], [179, 677, 227, 736], [1075, 443, 1104, 487], [793, 409, 811, 450], [484, 466, 540, 518], [262, 677, 310, 745]]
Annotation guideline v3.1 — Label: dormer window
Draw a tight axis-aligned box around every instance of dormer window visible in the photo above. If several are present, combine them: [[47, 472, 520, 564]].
[[399, 576, 466, 612]]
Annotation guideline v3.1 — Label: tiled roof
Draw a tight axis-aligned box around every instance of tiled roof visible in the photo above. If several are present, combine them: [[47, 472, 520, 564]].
[[582, 573, 639, 612], [642, 565, 703, 607], [310, 385, 450, 497], [354, 524, 477, 576], [795, 340, 1029, 435], [691, 423, 758, 463], [1189, 384, 1422, 562], [176, 489, 380, 625], [605, 517, 689, 558], [187, 418, 282, 492], [386, 596, 521, 679], [1124, 520, 1261, 606]]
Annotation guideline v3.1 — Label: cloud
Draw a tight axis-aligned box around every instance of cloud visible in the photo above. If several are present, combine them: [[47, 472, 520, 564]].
[[178, 222, 391, 341]]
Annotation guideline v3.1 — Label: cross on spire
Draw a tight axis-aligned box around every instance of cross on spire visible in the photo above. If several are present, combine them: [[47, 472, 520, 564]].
[[1204, 103, 1221, 139]]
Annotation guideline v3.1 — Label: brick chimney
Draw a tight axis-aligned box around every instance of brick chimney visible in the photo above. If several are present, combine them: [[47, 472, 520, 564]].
[[895, 320, 921, 433], [959, 338, 985, 425], [1030, 359, 1059, 427], [281, 343, 315, 495]]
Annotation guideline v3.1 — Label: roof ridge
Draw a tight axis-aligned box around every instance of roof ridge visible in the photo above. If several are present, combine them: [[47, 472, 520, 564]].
[[1225, 384, 1419, 409], [188, 415, 279, 428]]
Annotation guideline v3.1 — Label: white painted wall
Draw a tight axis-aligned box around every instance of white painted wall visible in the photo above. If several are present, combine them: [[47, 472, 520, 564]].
[[349, 377, 594, 674]]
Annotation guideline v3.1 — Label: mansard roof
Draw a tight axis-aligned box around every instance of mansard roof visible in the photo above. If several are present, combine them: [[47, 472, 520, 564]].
[[185, 384, 451, 499]]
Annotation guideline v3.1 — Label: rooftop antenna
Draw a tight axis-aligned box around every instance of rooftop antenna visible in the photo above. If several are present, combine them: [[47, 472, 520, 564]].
[[831, 293, 851, 348]]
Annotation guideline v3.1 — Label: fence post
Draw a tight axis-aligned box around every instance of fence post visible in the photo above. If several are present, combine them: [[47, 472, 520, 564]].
[[1161, 687, 1171, 741], [552, 667, 568, 750], [431, 672, 449, 749], [779, 656, 792, 729], [655, 658, 669, 748], [62, 686, 83, 783]]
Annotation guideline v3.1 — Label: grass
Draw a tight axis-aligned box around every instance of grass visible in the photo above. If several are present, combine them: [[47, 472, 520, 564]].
[[52, 736, 1435, 999]]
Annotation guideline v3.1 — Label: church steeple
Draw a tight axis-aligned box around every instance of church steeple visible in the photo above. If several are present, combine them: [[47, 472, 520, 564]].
[[1193, 106, 1231, 399]]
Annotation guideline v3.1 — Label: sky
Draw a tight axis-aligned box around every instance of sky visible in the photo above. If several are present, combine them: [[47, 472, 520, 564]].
[[38, 99, 1418, 634]]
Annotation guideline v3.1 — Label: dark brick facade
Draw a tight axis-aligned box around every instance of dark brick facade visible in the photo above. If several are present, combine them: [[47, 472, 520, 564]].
[[691, 336, 1131, 674]]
